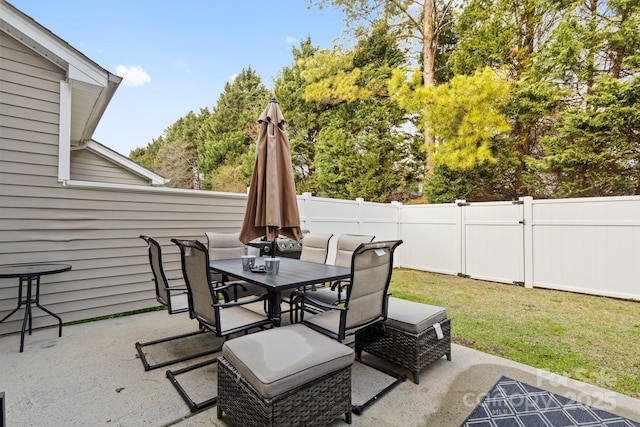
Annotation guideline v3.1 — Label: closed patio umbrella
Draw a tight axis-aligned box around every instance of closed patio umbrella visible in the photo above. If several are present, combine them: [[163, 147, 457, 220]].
[[239, 98, 303, 253]]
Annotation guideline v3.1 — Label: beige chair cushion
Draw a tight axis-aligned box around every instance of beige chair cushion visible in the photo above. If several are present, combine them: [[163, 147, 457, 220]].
[[384, 297, 447, 334], [218, 306, 271, 335], [333, 234, 375, 267], [222, 323, 354, 398], [299, 233, 332, 264], [306, 286, 340, 305], [205, 232, 246, 260]]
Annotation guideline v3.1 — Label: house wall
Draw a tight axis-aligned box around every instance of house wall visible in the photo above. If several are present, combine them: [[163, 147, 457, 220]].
[[70, 148, 148, 185], [0, 32, 249, 334]]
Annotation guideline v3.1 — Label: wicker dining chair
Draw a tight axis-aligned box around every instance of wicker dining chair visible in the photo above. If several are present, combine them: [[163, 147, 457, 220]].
[[166, 239, 273, 412], [135, 235, 218, 371], [293, 239, 405, 414]]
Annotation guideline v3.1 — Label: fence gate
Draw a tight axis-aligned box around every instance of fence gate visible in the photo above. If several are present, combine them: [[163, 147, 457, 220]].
[[459, 201, 525, 285]]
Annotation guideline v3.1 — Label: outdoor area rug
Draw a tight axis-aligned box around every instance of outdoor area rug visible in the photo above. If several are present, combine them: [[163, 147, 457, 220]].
[[461, 376, 639, 427]]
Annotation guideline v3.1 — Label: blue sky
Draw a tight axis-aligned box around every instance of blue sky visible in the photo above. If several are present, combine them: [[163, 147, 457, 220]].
[[10, 1, 346, 156]]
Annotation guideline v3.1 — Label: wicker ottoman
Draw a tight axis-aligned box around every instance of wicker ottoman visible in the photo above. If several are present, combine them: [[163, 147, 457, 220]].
[[217, 323, 355, 426], [356, 297, 451, 384]]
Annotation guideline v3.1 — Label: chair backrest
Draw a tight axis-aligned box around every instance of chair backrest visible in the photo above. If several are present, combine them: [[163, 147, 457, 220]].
[[139, 235, 172, 310], [299, 233, 333, 264], [333, 234, 375, 267], [205, 232, 248, 285], [205, 232, 246, 260], [343, 240, 403, 333], [171, 239, 219, 330]]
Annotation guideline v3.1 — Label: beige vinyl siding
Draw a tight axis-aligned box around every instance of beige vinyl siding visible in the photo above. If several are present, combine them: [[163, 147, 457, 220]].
[[70, 149, 149, 185], [0, 182, 249, 335], [0, 31, 250, 335], [1, 32, 63, 180]]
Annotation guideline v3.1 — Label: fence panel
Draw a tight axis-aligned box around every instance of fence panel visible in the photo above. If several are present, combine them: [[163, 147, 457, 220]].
[[531, 196, 640, 300], [462, 201, 524, 284], [398, 203, 461, 275], [297, 194, 399, 264]]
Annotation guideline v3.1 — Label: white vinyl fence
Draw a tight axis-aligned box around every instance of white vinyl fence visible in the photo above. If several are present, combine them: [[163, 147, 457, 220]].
[[302, 193, 639, 301]]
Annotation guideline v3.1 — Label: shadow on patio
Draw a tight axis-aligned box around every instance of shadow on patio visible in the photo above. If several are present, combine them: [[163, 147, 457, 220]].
[[2, 309, 639, 427]]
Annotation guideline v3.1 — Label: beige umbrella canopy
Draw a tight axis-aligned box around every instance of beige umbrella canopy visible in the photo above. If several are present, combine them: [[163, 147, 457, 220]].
[[239, 98, 303, 248]]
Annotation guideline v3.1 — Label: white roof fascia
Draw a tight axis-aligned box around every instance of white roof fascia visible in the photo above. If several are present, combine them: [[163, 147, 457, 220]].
[[85, 140, 169, 186], [1, 1, 108, 86]]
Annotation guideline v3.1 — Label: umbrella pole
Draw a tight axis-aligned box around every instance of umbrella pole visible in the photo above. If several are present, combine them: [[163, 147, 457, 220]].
[[271, 240, 276, 258]]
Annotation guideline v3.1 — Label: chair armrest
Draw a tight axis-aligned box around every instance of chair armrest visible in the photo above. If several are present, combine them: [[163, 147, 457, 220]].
[[293, 293, 348, 341], [212, 293, 269, 309], [330, 279, 350, 291], [292, 293, 347, 312]]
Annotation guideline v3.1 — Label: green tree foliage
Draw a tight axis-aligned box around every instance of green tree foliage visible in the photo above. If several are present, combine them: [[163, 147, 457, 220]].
[[197, 67, 271, 190], [127, 0, 638, 203], [129, 109, 209, 189], [540, 75, 640, 197], [129, 138, 161, 171], [528, 0, 640, 197], [300, 24, 424, 202], [315, 100, 422, 202], [273, 38, 324, 193], [309, 0, 460, 175], [448, 0, 565, 199], [425, 0, 639, 201], [391, 68, 511, 166]]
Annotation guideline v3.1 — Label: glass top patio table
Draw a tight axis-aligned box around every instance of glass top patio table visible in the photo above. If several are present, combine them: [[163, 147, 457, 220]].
[[209, 257, 350, 326], [0, 263, 71, 352]]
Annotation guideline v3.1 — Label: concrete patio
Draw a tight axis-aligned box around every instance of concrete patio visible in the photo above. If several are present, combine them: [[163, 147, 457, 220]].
[[2, 309, 639, 427]]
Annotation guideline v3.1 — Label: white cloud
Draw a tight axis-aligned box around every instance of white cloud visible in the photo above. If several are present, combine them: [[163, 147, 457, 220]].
[[285, 36, 298, 45], [228, 73, 238, 82], [174, 60, 191, 73], [115, 65, 151, 87]]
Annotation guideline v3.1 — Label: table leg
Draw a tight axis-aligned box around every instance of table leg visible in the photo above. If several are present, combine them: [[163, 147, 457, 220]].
[[271, 292, 282, 327], [0, 304, 22, 325], [34, 275, 62, 337], [20, 296, 31, 353], [26, 277, 33, 335], [0, 276, 25, 325]]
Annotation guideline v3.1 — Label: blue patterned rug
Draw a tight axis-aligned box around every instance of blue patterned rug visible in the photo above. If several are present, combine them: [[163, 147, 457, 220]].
[[461, 376, 639, 427]]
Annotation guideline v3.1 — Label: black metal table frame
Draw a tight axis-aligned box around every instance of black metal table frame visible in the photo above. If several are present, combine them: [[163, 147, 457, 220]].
[[0, 263, 71, 352], [209, 257, 350, 327]]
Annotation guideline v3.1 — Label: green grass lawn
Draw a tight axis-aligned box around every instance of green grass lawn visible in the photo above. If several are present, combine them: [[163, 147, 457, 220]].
[[389, 268, 640, 398]]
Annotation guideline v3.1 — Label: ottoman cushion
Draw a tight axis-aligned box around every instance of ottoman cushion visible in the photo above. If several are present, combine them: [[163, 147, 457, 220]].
[[222, 323, 354, 398], [385, 297, 447, 334]]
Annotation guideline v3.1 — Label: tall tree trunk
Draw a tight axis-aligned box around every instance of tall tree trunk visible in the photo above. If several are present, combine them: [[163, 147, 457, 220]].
[[423, 0, 436, 175]]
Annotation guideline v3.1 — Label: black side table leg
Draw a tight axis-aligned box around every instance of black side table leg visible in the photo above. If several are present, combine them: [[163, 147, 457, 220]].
[[33, 275, 62, 337], [35, 304, 63, 337], [20, 303, 30, 353], [26, 277, 34, 336], [0, 278, 24, 325]]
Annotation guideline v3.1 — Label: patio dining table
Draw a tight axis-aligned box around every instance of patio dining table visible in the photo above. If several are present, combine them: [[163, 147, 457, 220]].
[[209, 257, 350, 326]]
